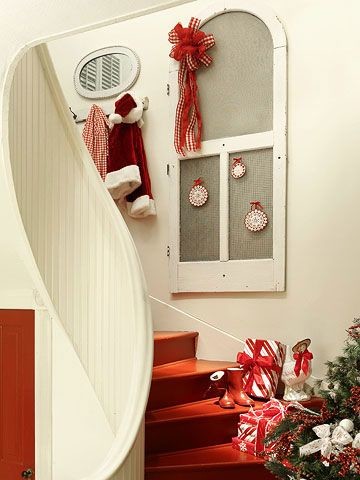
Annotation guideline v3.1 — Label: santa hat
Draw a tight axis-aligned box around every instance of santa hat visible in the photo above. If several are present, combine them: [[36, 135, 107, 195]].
[[109, 93, 137, 124]]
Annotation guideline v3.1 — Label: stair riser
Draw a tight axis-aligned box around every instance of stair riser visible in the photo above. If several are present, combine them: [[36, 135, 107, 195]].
[[154, 335, 197, 367], [148, 375, 215, 410], [145, 465, 275, 480], [146, 412, 239, 455]]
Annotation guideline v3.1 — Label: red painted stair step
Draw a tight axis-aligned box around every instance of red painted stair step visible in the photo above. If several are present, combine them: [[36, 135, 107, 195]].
[[146, 398, 260, 455], [145, 331, 323, 479], [153, 331, 198, 367], [148, 358, 238, 410], [146, 395, 324, 455], [145, 443, 275, 480]]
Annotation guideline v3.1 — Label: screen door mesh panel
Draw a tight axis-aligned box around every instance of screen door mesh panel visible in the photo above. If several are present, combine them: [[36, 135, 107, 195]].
[[198, 12, 273, 141], [229, 149, 273, 260], [180, 156, 220, 262]]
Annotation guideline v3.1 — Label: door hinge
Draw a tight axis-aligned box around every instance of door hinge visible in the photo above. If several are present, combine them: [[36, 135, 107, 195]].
[[167, 83, 170, 96], [167, 246, 170, 257]]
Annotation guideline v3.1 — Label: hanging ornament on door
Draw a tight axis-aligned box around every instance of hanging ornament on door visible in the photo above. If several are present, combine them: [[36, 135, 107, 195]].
[[189, 178, 208, 207], [231, 157, 246, 179], [245, 201, 268, 232]]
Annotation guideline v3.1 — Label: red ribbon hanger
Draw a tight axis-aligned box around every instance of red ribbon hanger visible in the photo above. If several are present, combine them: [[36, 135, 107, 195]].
[[237, 340, 278, 390], [293, 349, 313, 377], [192, 177, 203, 187], [169, 18, 215, 156], [250, 201, 264, 210]]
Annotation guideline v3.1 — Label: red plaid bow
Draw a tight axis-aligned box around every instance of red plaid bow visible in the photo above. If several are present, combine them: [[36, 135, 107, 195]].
[[169, 17, 215, 155], [293, 348, 313, 377]]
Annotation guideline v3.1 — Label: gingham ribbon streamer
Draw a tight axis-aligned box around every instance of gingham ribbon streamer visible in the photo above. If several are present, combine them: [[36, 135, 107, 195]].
[[169, 17, 215, 155]]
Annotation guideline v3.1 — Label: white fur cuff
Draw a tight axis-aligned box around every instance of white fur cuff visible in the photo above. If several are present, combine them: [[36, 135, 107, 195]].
[[105, 165, 141, 200], [126, 195, 156, 218]]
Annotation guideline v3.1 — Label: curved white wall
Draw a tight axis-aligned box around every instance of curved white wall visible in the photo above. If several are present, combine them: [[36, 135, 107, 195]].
[[0, 2, 193, 479], [7, 44, 152, 480], [49, 0, 360, 378], [0, 0, 192, 302]]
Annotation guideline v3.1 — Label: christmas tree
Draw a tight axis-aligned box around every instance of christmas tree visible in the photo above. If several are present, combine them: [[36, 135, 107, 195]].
[[265, 318, 360, 479]]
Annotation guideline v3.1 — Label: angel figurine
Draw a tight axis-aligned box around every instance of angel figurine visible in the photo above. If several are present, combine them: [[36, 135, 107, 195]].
[[281, 338, 313, 401]]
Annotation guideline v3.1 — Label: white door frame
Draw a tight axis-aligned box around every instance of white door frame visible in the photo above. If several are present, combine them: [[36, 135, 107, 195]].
[[168, 0, 287, 293]]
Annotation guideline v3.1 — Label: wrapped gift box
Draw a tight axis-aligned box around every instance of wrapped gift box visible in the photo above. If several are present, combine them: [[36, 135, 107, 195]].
[[232, 399, 286, 456], [237, 338, 286, 399]]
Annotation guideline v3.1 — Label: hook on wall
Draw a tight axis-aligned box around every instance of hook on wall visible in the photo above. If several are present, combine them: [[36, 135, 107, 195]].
[[69, 106, 77, 120]]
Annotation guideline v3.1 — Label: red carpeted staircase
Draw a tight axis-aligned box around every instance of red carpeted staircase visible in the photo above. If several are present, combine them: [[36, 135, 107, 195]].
[[145, 331, 276, 480]]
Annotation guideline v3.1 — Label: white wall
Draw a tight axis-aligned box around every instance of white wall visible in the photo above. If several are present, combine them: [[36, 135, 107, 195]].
[[52, 320, 114, 480], [48, 0, 360, 378]]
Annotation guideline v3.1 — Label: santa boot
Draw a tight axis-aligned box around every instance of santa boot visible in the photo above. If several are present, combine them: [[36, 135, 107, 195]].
[[207, 371, 235, 409], [227, 368, 255, 406], [219, 388, 235, 409]]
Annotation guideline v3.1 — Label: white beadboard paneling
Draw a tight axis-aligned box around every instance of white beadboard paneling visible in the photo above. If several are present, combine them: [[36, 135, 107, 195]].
[[8, 46, 151, 480]]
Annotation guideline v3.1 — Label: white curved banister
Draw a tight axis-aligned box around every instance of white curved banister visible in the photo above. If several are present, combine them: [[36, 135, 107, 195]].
[[6, 44, 152, 479]]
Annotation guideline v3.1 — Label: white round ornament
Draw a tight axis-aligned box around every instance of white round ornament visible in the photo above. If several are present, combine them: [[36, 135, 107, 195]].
[[189, 178, 208, 207], [245, 202, 268, 232], [231, 157, 246, 179], [339, 419, 354, 433]]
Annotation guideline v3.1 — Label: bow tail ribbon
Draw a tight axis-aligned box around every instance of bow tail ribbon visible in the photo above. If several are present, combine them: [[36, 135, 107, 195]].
[[294, 349, 313, 377], [185, 70, 202, 151], [299, 438, 332, 458], [174, 62, 187, 155]]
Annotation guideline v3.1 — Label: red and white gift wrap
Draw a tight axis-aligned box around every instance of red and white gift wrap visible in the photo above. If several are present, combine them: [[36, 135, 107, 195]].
[[237, 339, 286, 399], [232, 399, 286, 456]]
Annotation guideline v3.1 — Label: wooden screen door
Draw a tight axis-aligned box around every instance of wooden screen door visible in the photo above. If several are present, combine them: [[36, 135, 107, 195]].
[[0, 310, 35, 479]]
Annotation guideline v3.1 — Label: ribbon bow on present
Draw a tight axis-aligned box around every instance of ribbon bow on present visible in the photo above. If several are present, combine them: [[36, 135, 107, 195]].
[[299, 424, 353, 461], [169, 17, 215, 155], [293, 348, 313, 377], [237, 340, 279, 391], [260, 398, 287, 423]]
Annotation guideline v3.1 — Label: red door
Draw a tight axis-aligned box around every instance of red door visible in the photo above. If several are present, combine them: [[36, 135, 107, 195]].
[[0, 310, 35, 479]]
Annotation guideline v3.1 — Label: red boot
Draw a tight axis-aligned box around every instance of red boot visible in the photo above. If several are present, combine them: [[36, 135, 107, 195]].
[[219, 388, 235, 409], [227, 367, 255, 406], [208, 371, 235, 409]]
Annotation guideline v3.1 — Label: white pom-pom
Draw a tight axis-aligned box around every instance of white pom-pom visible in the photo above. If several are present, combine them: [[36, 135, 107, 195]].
[[109, 113, 123, 124], [339, 419, 354, 432]]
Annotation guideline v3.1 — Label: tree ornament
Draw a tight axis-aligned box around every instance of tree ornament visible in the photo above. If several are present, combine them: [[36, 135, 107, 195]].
[[339, 419, 354, 433], [245, 201, 268, 232], [189, 178, 208, 207], [168, 18, 215, 155], [231, 157, 246, 179]]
